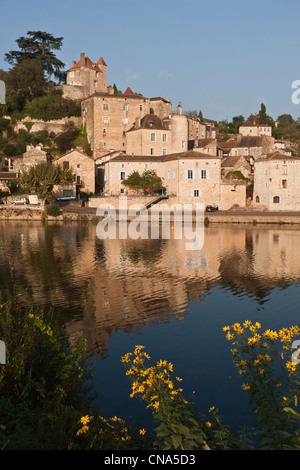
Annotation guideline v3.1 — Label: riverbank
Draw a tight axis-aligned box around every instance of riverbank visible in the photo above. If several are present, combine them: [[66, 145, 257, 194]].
[[2, 205, 300, 225]]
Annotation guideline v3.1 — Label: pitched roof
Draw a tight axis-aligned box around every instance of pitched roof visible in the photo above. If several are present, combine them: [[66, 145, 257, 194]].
[[127, 114, 167, 133], [236, 136, 263, 148], [69, 55, 107, 71], [106, 150, 221, 164], [84, 91, 147, 101], [221, 155, 250, 167], [124, 86, 134, 94], [256, 151, 300, 162]]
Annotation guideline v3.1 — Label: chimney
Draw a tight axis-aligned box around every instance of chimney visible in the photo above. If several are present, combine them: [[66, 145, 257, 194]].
[[177, 104, 182, 115], [72, 60, 76, 67], [135, 117, 141, 129], [80, 52, 85, 67]]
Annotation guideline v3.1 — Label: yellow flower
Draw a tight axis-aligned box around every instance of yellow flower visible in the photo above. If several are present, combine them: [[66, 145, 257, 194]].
[[80, 415, 90, 425], [209, 406, 215, 413], [176, 376, 183, 382], [242, 383, 251, 391], [223, 326, 230, 332], [139, 428, 146, 435], [206, 421, 212, 428]]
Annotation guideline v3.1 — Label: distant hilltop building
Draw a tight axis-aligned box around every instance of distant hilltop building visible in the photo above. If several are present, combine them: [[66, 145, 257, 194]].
[[239, 114, 272, 137], [62, 52, 111, 100]]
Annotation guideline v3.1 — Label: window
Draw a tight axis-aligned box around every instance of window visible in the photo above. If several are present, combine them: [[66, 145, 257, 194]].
[[181, 141, 186, 149], [187, 169, 194, 179], [76, 175, 81, 185], [123, 104, 128, 111], [162, 148, 167, 155], [201, 170, 207, 179], [162, 133, 167, 142], [151, 133, 156, 142], [122, 118, 128, 125], [103, 103, 109, 110], [63, 161, 69, 170], [150, 148, 155, 155], [282, 165, 287, 175], [120, 171, 126, 181], [282, 179, 287, 189], [256, 196, 260, 203], [103, 128, 106, 136], [139, 105, 142, 111], [63, 190, 74, 198], [273, 196, 280, 203], [77, 164, 80, 168], [94, 80, 97, 87], [103, 117, 109, 123], [193, 190, 200, 197]]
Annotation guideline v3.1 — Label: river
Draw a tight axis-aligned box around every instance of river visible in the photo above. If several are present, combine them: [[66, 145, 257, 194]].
[[0, 219, 299, 432]]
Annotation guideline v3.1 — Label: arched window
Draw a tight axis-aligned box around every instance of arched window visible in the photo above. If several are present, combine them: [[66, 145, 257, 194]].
[[256, 196, 260, 203], [273, 196, 280, 204]]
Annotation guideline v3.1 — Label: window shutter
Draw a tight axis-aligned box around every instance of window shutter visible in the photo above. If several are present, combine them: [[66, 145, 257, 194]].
[[185, 170, 188, 179], [198, 170, 201, 179], [206, 170, 210, 180], [191, 189, 194, 197]]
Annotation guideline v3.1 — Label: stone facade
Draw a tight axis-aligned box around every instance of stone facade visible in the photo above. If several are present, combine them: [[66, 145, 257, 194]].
[[239, 115, 272, 137], [221, 155, 252, 179], [12, 145, 50, 171], [97, 150, 246, 210], [62, 53, 110, 100], [253, 152, 300, 210], [54, 148, 96, 195]]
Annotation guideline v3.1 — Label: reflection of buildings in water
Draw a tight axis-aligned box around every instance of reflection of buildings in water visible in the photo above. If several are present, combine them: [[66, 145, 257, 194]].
[[1, 221, 300, 357]]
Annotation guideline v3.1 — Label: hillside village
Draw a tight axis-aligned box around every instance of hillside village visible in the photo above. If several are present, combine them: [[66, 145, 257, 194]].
[[1, 51, 300, 212]]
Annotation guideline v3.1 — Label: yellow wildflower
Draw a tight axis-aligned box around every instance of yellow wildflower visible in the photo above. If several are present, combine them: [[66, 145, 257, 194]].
[[139, 428, 146, 435]]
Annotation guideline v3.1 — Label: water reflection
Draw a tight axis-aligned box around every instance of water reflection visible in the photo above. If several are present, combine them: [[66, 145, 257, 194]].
[[0, 220, 300, 357]]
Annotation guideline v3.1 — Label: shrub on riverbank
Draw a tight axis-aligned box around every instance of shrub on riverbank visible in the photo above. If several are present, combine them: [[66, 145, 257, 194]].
[[0, 292, 93, 449]]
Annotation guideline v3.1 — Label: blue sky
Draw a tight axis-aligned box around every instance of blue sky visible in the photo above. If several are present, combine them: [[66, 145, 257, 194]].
[[1, 0, 300, 122]]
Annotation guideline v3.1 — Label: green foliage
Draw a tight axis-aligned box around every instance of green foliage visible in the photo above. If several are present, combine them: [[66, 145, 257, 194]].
[[44, 203, 61, 217], [0, 292, 92, 449], [122, 170, 163, 194], [23, 90, 81, 121], [19, 161, 75, 202], [5, 31, 65, 83], [71, 125, 92, 156]]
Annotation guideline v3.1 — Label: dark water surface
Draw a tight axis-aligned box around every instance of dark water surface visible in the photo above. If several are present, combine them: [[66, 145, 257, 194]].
[[1, 220, 300, 431]]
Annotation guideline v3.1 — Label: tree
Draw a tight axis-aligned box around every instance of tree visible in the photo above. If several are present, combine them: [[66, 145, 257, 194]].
[[19, 161, 75, 201], [228, 115, 245, 134], [5, 31, 65, 82], [4, 59, 47, 113], [141, 170, 163, 193], [122, 170, 163, 194]]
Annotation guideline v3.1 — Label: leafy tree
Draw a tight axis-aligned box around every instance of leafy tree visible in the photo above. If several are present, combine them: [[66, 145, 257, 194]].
[[122, 170, 143, 192], [5, 31, 65, 83], [19, 161, 75, 201], [122, 170, 163, 194], [228, 115, 245, 134], [23, 90, 81, 121], [141, 169, 163, 193]]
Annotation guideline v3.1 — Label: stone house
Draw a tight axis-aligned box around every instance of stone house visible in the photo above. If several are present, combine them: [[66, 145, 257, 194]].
[[221, 155, 252, 179], [82, 88, 188, 158], [253, 151, 300, 210], [239, 115, 272, 137], [53, 148, 96, 196], [6, 145, 51, 173], [97, 150, 246, 210], [62, 53, 110, 100]]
